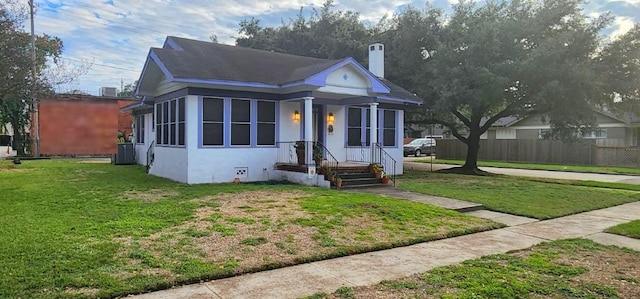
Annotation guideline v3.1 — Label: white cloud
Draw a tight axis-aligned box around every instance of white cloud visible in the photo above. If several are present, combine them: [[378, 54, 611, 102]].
[[25, 0, 640, 95], [611, 16, 635, 38]]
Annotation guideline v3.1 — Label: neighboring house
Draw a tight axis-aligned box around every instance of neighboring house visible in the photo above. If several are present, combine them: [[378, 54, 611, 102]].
[[127, 36, 423, 185], [483, 111, 640, 146], [38, 94, 136, 156]]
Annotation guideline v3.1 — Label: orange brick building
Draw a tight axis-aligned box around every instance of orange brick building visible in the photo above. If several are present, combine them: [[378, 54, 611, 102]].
[[37, 94, 136, 156]]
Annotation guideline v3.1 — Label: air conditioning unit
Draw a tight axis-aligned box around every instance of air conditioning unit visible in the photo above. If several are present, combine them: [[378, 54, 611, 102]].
[[100, 87, 117, 97]]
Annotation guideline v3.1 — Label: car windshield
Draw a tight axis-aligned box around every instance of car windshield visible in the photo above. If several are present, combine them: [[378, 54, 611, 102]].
[[408, 139, 424, 145]]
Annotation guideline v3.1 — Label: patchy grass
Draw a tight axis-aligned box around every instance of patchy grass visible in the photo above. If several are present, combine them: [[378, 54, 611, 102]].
[[0, 159, 500, 298], [607, 220, 640, 239], [311, 239, 640, 299], [428, 159, 640, 175], [398, 171, 640, 219]]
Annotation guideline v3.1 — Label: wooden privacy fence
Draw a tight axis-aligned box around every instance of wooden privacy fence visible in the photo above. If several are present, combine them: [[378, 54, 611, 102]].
[[437, 139, 640, 167]]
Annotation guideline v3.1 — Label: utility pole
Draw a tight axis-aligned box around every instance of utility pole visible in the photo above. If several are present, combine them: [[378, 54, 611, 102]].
[[29, 0, 40, 157]]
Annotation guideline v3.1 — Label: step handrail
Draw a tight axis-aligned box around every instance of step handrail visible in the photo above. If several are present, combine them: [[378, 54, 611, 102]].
[[372, 143, 396, 187]]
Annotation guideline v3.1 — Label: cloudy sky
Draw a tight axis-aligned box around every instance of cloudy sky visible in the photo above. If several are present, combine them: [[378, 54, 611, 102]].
[[26, 0, 640, 96]]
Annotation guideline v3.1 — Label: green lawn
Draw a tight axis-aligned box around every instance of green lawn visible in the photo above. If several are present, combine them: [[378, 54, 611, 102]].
[[606, 220, 640, 239], [398, 171, 640, 219], [310, 239, 640, 299], [0, 159, 500, 298], [428, 159, 640, 175]]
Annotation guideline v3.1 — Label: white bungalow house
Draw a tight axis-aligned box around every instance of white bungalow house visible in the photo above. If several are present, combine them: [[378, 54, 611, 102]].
[[125, 36, 423, 186]]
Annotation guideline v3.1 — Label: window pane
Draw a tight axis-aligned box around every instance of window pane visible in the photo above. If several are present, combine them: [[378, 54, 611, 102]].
[[163, 102, 169, 123], [178, 98, 185, 122], [203, 123, 223, 145], [232, 100, 251, 122], [366, 109, 371, 126], [156, 127, 162, 144], [366, 128, 371, 145], [257, 123, 275, 145], [231, 124, 250, 145], [348, 108, 361, 127], [170, 124, 176, 145], [178, 123, 185, 145], [384, 110, 396, 128], [384, 129, 395, 146], [348, 128, 361, 146], [257, 101, 275, 122], [163, 124, 169, 144], [203, 98, 223, 122], [170, 100, 176, 123], [156, 104, 162, 125]]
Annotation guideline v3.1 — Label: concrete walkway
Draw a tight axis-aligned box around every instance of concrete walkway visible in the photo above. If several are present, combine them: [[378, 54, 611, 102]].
[[405, 161, 640, 184], [131, 197, 640, 299]]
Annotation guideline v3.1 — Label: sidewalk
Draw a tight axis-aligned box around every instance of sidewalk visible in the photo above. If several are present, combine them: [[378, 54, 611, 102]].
[[405, 161, 640, 185], [130, 196, 640, 299]]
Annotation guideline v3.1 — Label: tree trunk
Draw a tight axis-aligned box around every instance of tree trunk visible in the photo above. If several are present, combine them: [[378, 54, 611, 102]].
[[462, 131, 481, 170], [9, 118, 27, 156]]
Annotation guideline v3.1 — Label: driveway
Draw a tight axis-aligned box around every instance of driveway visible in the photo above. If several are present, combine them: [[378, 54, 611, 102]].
[[404, 157, 640, 185]]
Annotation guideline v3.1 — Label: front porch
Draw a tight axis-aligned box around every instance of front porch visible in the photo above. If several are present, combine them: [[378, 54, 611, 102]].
[[274, 140, 397, 188]]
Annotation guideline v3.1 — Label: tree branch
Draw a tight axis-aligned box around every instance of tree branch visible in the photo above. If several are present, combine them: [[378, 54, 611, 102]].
[[435, 118, 468, 144], [450, 107, 471, 127]]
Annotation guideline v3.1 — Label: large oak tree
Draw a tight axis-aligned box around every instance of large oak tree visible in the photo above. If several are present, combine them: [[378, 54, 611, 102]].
[[386, 0, 640, 171]]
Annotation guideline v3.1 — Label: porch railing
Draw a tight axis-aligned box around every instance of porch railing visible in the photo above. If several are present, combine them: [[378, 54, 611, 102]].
[[315, 142, 339, 176], [372, 143, 396, 187], [275, 140, 338, 173], [345, 144, 371, 163], [276, 141, 299, 165]]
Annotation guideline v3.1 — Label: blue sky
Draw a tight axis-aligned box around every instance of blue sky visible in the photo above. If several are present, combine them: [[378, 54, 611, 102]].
[[27, 0, 640, 96]]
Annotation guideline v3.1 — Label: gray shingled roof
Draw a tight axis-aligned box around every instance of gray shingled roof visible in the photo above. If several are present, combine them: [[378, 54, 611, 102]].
[[151, 37, 422, 103], [155, 37, 344, 85]]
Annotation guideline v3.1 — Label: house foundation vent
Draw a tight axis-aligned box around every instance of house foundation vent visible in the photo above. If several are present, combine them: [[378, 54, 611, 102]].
[[235, 167, 248, 179]]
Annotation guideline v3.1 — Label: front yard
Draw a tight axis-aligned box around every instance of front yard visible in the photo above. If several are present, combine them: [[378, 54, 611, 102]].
[[398, 171, 640, 219], [310, 239, 640, 299], [0, 160, 500, 298]]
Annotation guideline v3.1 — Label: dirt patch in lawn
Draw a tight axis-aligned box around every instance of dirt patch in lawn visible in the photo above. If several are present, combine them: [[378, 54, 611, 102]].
[[0, 164, 27, 172], [126, 190, 420, 275], [64, 287, 99, 296], [120, 189, 179, 202], [553, 247, 640, 298]]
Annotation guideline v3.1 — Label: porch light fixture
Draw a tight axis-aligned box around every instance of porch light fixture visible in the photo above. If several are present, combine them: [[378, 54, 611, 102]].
[[327, 112, 335, 124], [293, 110, 301, 121]]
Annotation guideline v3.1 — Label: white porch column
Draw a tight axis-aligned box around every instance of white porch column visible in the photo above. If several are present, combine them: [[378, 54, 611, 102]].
[[369, 102, 379, 145], [304, 96, 314, 164], [369, 102, 379, 163]]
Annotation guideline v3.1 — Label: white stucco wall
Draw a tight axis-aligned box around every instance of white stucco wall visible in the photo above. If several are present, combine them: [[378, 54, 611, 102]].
[[187, 147, 279, 184], [150, 146, 188, 183], [324, 105, 347, 160], [389, 110, 404, 175], [279, 101, 301, 142]]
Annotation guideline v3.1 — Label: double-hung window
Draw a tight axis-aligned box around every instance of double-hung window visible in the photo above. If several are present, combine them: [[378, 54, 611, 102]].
[[257, 101, 275, 146], [383, 110, 396, 146], [135, 115, 145, 144], [347, 107, 362, 146], [231, 99, 251, 146], [155, 97, 185, 146], [202, 97, 224, 146]]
